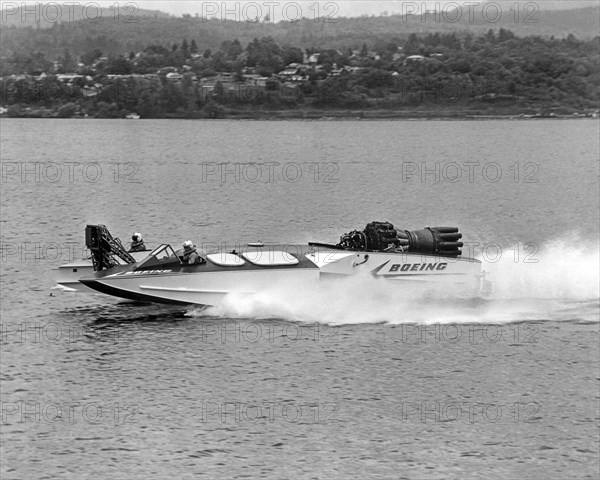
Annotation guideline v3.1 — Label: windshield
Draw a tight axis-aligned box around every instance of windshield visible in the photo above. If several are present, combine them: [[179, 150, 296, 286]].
[[135, 244, 180, 270]]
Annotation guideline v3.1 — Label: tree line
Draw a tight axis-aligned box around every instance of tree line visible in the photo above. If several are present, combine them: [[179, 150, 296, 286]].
[[1, 30, 598, 118]]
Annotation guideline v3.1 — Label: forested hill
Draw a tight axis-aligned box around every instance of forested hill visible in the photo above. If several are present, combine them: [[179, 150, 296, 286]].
[[1, 5, 599, 59]]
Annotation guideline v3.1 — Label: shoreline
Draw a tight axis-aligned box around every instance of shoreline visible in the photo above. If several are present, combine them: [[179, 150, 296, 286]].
[[2, 108, 597, 121], [212, 109, 598, 121]]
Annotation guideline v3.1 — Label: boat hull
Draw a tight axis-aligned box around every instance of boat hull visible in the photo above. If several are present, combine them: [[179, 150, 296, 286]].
[[79, 246, 483, 306]]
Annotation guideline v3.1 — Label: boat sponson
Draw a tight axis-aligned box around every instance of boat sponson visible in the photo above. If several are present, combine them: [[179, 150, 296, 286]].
[[79, 278, 193, 305]]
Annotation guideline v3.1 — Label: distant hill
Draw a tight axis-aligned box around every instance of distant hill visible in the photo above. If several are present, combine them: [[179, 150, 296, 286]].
[[1, 4, 598, 60]]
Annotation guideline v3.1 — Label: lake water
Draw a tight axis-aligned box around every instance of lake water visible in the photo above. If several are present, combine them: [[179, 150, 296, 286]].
[[1, 118, 599, 479]]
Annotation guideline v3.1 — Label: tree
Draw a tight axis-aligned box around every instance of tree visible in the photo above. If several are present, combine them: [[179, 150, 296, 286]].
[[404, 34, 422, 56], [463, 34, 473, 51], [498, 28, 515, 43], [245, 38, 261, 67], [117, 77, 139, 110], [282, 46, 303, 65], [26, 51, 52, 74], [106, 56, 131, 75], [59, 48, 76, 73], [190, 39, 198, 54], [181, 39, 189, 58], [81, 49, 103, 66], [159, 80, 184, 112], [315, 77, 346, 105], [245, 36, 283, 73], [145, 45, 170, 56], [213, 80, 225, 100], [202, 98, 224, 118], [95, 101, 121, 118], [212, 51, 232, 72], [358, 68, 394, 89], [180, 73, 196, 111], [220, 40, 232, 54], [228, 39, 243, 60]]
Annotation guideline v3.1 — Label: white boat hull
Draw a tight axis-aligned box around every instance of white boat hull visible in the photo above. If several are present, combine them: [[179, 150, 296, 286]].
[[79, 247, 483, 306]]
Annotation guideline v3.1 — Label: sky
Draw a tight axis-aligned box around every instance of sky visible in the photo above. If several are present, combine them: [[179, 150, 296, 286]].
[[131, 0, 597, 18], [136, 0, 600, 21], [135, 1, 483, 17]]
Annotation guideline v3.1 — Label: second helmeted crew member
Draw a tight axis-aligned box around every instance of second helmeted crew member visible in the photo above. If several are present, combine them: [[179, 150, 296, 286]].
[[129, 232, 146, 252]]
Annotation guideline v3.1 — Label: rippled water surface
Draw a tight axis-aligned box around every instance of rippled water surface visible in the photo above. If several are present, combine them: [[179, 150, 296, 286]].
[[1, 118, 599, 479]]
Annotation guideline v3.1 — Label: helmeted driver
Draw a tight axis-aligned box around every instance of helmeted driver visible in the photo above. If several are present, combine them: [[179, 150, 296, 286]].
[[182, 240, 203, 264]]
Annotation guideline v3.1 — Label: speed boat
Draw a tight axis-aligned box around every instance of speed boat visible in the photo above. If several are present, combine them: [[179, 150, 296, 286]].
[[75, 222, 485, 306]]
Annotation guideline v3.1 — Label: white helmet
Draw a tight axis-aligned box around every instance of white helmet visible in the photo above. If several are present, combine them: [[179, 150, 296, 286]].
[[183, 240, 193, 250], [132, 232, 142, 241]]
